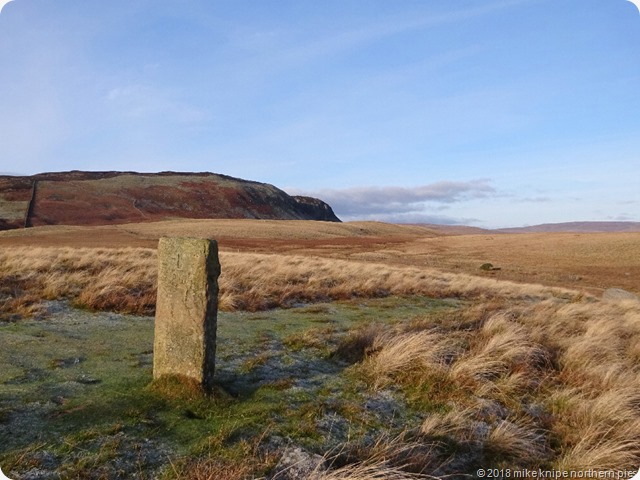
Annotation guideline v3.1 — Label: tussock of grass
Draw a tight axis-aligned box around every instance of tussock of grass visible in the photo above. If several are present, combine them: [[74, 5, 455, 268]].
[[170, 457, 258, 480], [353, 296, 640, 471], [420, 408, 476, 440], [360, 330, 457, 390], [319, 434, 444, 479], [332, 323, 385, 364], [554, 428, 639, 471], [450, 315, 550, 389], [484, 418, 547, 463], [316, 462, 433, 480], [168, 434, 279, 480]]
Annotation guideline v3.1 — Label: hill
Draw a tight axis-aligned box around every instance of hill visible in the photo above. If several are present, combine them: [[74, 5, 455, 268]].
[[497, 221, 640, 233], [0, 171, 340, 230], [411, 223, 495, 235], [411, 221, 640, 234]]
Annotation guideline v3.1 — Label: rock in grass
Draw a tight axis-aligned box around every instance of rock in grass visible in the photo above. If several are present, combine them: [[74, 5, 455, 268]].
[[76, 374, 101, 384], [272, 446, 325, 480], [14, 468, 60, 480], [602, 288, 639, 302]]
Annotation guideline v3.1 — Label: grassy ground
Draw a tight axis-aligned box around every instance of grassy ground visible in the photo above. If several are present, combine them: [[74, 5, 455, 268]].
[[2, 291, 639, 478], [0, 220, 639, 478], [1, 297, 457, 479]]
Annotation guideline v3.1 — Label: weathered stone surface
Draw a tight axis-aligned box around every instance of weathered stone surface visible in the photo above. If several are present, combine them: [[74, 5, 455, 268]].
[[272, 447, 325, 480], [154, 237, 220, 393], [602, 288, 639, 302]]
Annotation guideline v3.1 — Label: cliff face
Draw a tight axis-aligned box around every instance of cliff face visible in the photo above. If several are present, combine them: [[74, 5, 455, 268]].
[[292, 196, 342, 222], [0, 171, 340, 230]]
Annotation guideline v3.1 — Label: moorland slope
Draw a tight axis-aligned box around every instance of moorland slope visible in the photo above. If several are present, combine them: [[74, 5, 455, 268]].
[[0, 171, 340, 230], [1, 219, 638, 295]]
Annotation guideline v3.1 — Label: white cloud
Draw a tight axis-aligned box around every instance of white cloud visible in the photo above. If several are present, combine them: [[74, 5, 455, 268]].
[[339, 212, 481, 225], [293, 180, 497, 221]]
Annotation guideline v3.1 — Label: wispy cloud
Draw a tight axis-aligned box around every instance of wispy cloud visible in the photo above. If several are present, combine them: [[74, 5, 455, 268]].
[[223, 0, 534, 83], [607, 214, 637, 221], [297, 0, 533, 60], [105, 85, 208, 123], [344, 212, 482, 225], [519, 196, 552, 203], [292, 180, 496, 223]]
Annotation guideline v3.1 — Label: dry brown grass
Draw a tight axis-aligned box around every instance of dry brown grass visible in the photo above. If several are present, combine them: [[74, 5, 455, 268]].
[[484, 418, 547, 462], [318, 433, 445, 479], [315, 460, 434, 480], [218, 252, 579, 312], [1, 225, 639, 474], [392, 231, 640, 295], [361, 330, 456, 390], [169, 457, 258, 480], [0, 247, 156, 317], [2, 219, 638, 295], [0, 246, 580, 319], [0, 219, 435, 249], [332, 323, 385, 364], [352, 294, 640, 471], [167, 436, 279, 480]]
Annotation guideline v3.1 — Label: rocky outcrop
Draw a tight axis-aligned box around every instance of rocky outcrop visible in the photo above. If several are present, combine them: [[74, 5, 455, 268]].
[[292, 195, 340, 222], [0, 171, 341, 229]]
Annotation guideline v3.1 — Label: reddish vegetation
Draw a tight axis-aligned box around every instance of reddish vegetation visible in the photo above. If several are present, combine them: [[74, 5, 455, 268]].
[[0, 171, 340, 230]]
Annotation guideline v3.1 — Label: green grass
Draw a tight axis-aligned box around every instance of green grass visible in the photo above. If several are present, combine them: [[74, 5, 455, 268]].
[[0, 296, 456, 478]]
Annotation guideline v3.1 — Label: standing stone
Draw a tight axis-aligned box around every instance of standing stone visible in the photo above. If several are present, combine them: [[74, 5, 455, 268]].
[[154, 237, 220, 393]]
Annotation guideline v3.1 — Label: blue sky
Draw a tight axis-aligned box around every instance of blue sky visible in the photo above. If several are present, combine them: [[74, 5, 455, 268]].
[[0, 0, 638, 228]]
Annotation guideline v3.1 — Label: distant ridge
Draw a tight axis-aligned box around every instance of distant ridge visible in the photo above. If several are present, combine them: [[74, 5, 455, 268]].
[[0, 171, 340, 230], [410, 224, 494, 235], [409, 221, 640, 234], [496, 221, 640, 233]]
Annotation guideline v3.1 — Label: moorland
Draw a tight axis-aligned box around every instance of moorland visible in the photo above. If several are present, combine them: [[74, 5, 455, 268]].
[[1, 219, 639, 479]]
